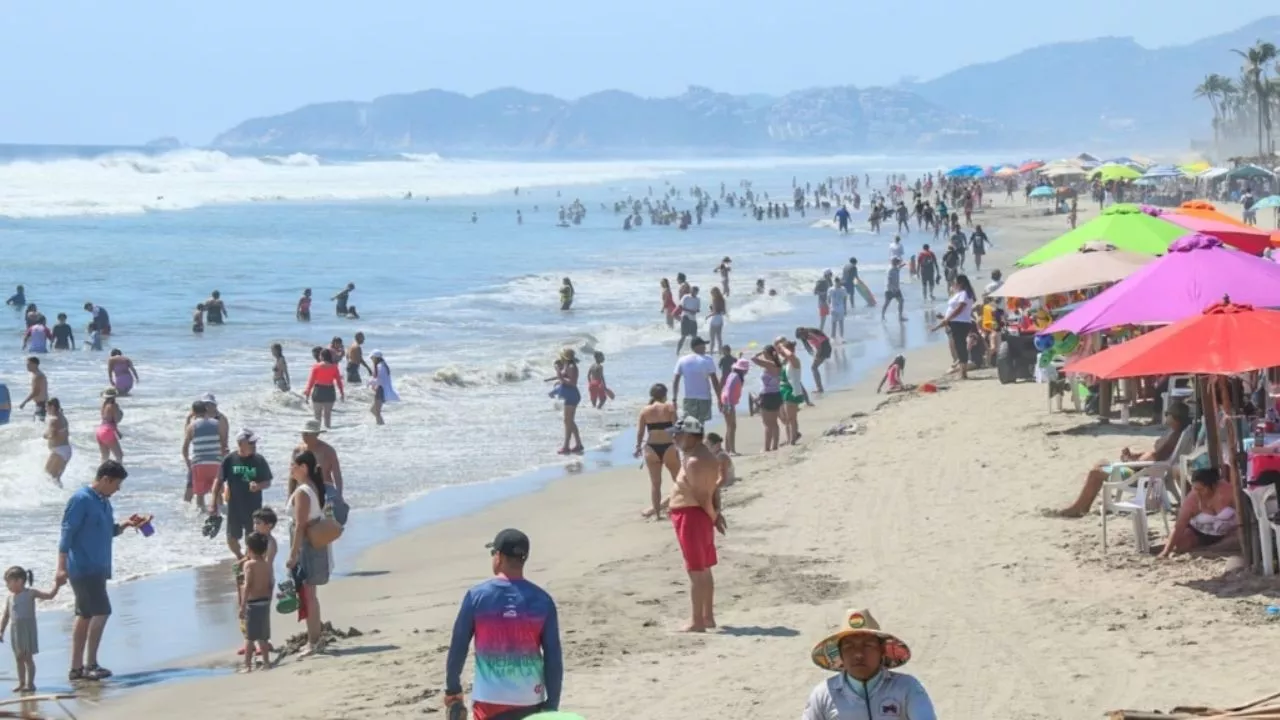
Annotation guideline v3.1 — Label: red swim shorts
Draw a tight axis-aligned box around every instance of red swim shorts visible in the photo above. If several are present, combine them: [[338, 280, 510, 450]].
[[670, 507, 717, 572], [190, 463, 219, 495]]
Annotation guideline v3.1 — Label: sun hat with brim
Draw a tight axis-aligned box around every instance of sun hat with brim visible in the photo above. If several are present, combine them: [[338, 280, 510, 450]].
[[101, 388, 119, 398], [811, 608, 911, 671], [300, 419, 327, 435]]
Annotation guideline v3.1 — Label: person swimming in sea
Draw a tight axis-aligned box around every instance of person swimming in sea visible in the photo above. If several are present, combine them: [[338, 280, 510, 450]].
[[345, 332, 372, 385], [204, 290, 227, 325], [559, 278, 574, 311], [296, 289, 312, 322], [192, 303, 205, 333], [332, 283, 355, 317], [271, 343, 290, 392], [107, 349, 139, 395]]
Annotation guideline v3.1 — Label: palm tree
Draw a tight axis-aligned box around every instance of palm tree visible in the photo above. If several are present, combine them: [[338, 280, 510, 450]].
[[1232, 40, 1278, 157], [1195, 73, 1232, 155]]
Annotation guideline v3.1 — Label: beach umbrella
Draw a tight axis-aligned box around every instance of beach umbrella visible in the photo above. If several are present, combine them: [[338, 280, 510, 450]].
[[1253, 195, 1280, 210], [1090, 164, 1142, 181], [1065, 301, 1280, 379], [995, 166, 1020, 177], [1028, 186, 1055, 199], [1228, 164, 1276, 180], [1141, 164, 1183, 178], [1016, 204, 1187, 266], [945, 165, 981, 178], [1150, 206, 1274, 255], [1179, 161, 1211, 175], [1173, 200, 1251, 229], [990, 243, 1150, 298], [1018, 160, 1045, 173], [1046, 234, 1280, 335]]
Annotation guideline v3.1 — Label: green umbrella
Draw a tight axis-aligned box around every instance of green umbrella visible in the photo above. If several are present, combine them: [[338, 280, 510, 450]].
[[1089, 164, 1142, 181], [1016, 204, 1186, 266]]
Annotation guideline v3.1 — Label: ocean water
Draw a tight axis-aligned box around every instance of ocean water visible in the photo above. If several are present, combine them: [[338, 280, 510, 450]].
[[0, 147, 960, 605]]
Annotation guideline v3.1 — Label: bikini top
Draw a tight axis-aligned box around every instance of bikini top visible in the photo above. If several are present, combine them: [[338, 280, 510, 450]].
[[646, 422, 673, 432]]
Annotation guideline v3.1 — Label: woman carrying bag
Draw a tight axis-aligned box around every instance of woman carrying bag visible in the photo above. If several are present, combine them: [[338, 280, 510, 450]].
[[286, 451, 342, 657]]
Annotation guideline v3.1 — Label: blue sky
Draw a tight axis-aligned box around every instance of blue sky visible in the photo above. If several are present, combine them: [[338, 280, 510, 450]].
[[0, 1, 1275, 145]]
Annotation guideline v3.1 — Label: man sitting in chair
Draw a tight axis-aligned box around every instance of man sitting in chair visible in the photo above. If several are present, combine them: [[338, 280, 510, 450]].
[[1047, 401, 1191, 518]]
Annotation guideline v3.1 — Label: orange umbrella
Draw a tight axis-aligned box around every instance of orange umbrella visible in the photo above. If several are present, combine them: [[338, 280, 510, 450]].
[[1172, 201, 1280, 246]]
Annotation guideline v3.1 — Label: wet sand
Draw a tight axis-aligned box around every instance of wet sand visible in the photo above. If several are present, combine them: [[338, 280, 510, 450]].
[[69, 196, 1280, 719]]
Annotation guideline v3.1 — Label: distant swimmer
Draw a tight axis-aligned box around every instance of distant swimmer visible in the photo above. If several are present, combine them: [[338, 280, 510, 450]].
[[345, 332, 372, 385], [6, 285, 24, 308], [19, 357, 48, 421], [107, 348, 139, 395], [471, 212, 478, 224], [296, 288, 312, 321], [271, 343, 290, 391], [559, 278, 575, 311], [96, 388, 124, 463], [204, 290, 227, 325], [834, 205, 851, 234], [517, 210, 523, 225], [192, 304, 205, 333], [43, 397, 70, 486], [22, 318, 51, 353], [713, 256, 732, 297], [332, 283, 355, 317], [83, 302, 111, 334], [52, 313, 76, 350]]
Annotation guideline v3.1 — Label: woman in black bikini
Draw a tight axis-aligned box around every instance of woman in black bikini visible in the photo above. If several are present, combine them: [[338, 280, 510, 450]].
[[795, 327, 833, 394], [634, 383, 678, 520]]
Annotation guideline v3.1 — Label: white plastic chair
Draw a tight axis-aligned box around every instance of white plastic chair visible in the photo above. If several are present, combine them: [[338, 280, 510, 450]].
[[1244, 483, 1279, 575], [1100, 426, 1196, 553]]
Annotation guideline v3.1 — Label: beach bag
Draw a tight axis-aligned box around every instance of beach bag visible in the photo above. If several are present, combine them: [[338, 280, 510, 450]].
[[307, 516, 343, 548]]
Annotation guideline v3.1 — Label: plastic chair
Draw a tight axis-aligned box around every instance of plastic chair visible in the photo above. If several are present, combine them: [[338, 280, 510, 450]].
[[1100, 426, 1196, 553], [1244, 483, 1278, 575]]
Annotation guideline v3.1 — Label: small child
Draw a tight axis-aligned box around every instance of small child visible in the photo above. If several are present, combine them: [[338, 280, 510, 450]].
[[877, 355, 912, 394], [705, 433, 737, 487], [586, 351, 613, 409], [236, 508, 278, 660], [240, 533, 274, 672], [1, 566, 63, 693], [546, 359, 565, 400], [86, 322, 103, 351]]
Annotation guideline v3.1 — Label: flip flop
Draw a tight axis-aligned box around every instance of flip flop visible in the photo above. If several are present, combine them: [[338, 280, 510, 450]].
[[202, 514, 223, 539]]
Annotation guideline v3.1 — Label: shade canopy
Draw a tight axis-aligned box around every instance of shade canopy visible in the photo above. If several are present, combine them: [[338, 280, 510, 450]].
[[1016, 204, 1186, 266], [1228, 164, 1275, 180], [990, 244, 1150, 298], [1065, 301, 1280, 379], [1253, 195, 1280, 210], [1091, 164, 1142, 181], [1046, 234, 1280, 335]]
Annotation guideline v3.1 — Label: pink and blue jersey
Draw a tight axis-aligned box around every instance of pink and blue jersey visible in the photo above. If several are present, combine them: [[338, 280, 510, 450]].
[[446, 576, 563, 712]]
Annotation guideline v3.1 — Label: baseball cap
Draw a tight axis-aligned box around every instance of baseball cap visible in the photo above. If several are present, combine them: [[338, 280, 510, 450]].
[[236, 428, 260, 444], [672, 416, 705, 436], [690, 336, 708, 347], [200, 392, 217, 404], [486, 529, 530, 560]]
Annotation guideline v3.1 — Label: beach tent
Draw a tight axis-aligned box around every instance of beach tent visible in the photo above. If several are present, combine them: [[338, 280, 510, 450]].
[[990, 244, 1150, 298], [1047, 234, 1280, 335], [1199, 167, 1230, 180], [1016, 204, 1187, 266], [1227, 164, 1275, 180]]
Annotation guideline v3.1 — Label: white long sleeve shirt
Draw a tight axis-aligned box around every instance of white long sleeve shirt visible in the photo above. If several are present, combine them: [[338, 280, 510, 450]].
[[802, 670, 936, 720]]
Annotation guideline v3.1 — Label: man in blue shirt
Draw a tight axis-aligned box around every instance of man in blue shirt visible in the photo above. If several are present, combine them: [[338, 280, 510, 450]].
[[55, 460, 149, 682]]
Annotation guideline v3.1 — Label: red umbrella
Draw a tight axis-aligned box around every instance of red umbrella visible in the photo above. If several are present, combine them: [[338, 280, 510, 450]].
[[1065, 300, 1280, 379], [1018, 160, 1045, 173]]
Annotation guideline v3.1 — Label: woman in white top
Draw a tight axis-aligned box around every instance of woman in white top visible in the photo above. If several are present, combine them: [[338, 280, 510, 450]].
[[287, 450, 330, 656], [1158, 465, 1239, 557], [706, 287, 727, 354], [930, 274, 977, 380], [367, 350, 400, 426]]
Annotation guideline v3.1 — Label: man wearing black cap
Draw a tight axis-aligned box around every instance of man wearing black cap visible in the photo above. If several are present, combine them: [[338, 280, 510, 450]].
[[445, 529, 563, 720], [672, 336, 722, 425]]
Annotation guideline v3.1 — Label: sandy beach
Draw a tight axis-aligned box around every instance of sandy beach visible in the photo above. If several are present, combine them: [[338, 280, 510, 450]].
[[66, 198, 1280, 720]]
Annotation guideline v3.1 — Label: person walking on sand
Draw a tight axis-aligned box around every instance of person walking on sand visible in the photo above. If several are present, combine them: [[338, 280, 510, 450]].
[[444, 529, 563, 720], [183, 400, 224, 513], [345, 332, 372, 386], [635, 384, 679, 520], [752, 345, 784, 452], [803, 609, 936, 719], [44, 398, 71, 487], [331, 283, 355, 317], [667, 417, 725, 633], [56, 460, 152, 683], [19, 356, 48, 422], [882, 258, 907, 323], [1, 565, 65, 693], [106, 349, 138, 396], [284, 451, 331, 658], [552, 349, 583, 455], [368, 350, 399, 425], [672, 336, 721, 426]]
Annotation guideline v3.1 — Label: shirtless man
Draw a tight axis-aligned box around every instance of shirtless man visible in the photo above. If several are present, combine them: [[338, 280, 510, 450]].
[[295, 419, 344, 494], [18, 356, 48, 421], [204, 290, 228, 325], [332, 283, 355, 317], [43, 397, 70, 486], [345, 332, 373, 386], [667, 417, 726, 633]]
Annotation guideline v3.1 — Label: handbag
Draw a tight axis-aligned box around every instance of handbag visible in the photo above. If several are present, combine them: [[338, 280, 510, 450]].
[[306, 515, 343, 548]]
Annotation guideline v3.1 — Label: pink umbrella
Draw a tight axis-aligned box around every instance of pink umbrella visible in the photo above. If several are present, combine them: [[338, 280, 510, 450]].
[[1046, 233, 1280, 335], [1141, 205, 1273, 255]]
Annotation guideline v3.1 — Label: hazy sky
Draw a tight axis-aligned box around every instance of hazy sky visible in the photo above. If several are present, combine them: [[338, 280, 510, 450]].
[[0, 1, 1275, 145]]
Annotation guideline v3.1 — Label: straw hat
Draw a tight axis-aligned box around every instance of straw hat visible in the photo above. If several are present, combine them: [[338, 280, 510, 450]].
[[810, 608, 911, 671]]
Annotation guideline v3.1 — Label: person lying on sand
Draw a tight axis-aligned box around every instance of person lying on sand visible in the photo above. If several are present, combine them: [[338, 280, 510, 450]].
[[1158, 467, 1239, 558], [1047, 401, 1190, 519]]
